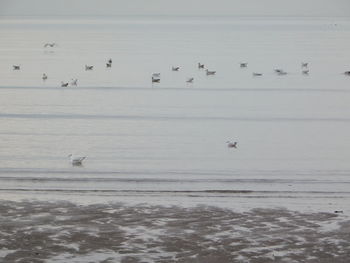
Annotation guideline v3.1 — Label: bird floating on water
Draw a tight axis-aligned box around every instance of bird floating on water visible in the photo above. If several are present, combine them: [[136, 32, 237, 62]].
[[44, 43, 57, 48], [42, 73, 48, 80], [13, 65, 20, 70], [85, 65, 93, 71], [226, 141, 238, 148], [252, 72, 263, 76], [172, 66, 180, 71], [68, 154, 86, 166], [61, 82, 69, 87], [301, 62, 308, 68], [70, 79, 78, 86], [186, 77, 194, 83], [198, 63, 205, 69], [206, 69, 216, 75], [240, 63, 248, 68], [152, 77, 160, 83], [302, 69, 309, 75], [344, 71, 350, 76]]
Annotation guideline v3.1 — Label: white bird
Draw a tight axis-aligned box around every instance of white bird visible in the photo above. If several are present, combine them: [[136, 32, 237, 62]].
[[252, 72, 263, 76], [172, 66, 180, 71], [152, 73, 161, 78], [186, 77, 194, 83], [42, 73, 48, 80], [206, 69, 216, 75], [226, 141, 238, 148], [85, 65, 93, 71], [61, 82, 69, 87], [13, 65, 20, 70], [240, 63, 248, 68], [70, 79, 78, 86], [68, 154, 86, 166]]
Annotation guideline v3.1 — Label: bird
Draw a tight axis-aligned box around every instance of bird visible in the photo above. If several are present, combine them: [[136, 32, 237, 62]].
[[68, 154, 86, 166], [85, 65, 93, 71], [61, 82, 69, 87], [186, 77, 194, 83], [301, 62, 308, 68], [240, 63, 248, 68], [252, 72, 263, 76], [152, 77, 160, 83], [70, 79, 78, 86], [106, 62, 112, 68], [275, 69, 287, 75], [42, 73, 48, 80], [108, 58, 112, 64], [198, 63, 204, 69], [172, 66, 180, 71], [206, 69, 216, 75], [344, 71, 350, 76], [152, 73, 161, 78], [226, 141, 238, 148], [13, 65, 20, 70], [44, 43, 57, 48], [302, 69, 309, 75]]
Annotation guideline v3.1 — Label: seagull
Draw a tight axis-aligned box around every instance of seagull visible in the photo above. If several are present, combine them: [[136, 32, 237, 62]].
[[186, 77, 194, 83], [226, 141, 238, 148], [240, 63, 248, 68], [70, 79, 78, 86], [61, 82, 69, 87], [42, 73, 48, 80], [206, 69, 216, 75], [344, 71, 350, 76], [275, 69, 287, 75], [302, 69, 309, 75], [13, 65, 20, 70], [108, 58, 112, 64], [252, 72, 263, 76], [172, 66, 180, 71], [85, 65, 93, 71], [68, 154, 86, 166], [152, 73, 161, 78], [198, 63, 205, 69], [44, 43, 57, 48], [301, 62, 308, 68], [152, 77, 160, 83], [106, 62, 112, 68]]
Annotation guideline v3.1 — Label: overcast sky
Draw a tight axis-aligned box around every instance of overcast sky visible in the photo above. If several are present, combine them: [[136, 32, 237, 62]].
[[0, 0, 349, 17]]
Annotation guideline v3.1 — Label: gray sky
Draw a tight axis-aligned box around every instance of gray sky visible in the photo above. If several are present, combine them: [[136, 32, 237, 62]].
[[0, 0, 349, 17]]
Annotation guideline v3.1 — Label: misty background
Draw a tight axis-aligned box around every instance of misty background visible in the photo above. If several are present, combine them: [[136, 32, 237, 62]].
[[0, 0, 349, 17]]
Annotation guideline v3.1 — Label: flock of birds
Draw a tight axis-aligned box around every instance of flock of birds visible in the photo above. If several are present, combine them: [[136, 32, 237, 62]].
[[9, 43, 350, 166], [11, 58, 350, 89]]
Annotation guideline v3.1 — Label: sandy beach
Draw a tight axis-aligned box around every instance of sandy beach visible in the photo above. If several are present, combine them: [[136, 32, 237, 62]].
[[0, 200, 349, 262]]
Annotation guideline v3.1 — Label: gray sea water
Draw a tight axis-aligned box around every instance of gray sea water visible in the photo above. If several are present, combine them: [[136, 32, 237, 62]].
[[0, 15, 350, 210]]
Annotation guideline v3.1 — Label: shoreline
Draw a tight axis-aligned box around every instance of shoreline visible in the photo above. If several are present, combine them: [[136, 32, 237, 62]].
[[0, 200, 349, 262]]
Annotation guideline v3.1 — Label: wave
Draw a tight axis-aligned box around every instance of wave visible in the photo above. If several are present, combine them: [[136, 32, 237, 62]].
[[1, 112, 350, 122], [0, 85, 350, 93]]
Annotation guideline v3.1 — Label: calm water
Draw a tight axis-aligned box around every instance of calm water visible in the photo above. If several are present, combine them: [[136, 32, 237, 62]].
[[0, 16, 350, 210]]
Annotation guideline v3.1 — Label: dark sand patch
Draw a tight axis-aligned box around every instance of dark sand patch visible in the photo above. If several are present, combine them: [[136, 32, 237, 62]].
[[0, 201, 349, 262]]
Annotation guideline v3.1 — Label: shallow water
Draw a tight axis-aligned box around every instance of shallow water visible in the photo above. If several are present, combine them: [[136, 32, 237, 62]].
[[0, 16, 350, 211]]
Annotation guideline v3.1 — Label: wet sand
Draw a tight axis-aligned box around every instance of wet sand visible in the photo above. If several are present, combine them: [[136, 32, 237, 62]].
[[0, 201, 349, 262]]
